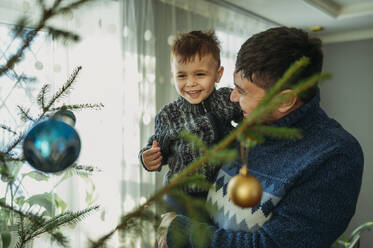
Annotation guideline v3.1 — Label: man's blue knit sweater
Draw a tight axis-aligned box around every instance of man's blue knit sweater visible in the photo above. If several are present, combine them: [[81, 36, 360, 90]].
[[166, 89, 364, 248]]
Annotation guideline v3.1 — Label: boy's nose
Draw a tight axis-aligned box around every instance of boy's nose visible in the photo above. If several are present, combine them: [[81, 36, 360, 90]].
[[230, 88, 238, 102], [186, 78, 198, 87]]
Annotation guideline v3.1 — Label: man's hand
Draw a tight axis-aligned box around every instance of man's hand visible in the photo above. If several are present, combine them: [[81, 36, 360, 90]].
[[142, 141, 163, 170], [157, 212, 177, 248]]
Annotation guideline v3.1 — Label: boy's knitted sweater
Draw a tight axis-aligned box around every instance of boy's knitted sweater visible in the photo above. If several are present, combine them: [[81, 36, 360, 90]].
[[166, 89, 364, 247], [139, 87, 242, 188]]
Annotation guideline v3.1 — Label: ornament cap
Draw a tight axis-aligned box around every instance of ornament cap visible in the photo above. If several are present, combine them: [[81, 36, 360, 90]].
[[53, 109, 76, 126], [240, 164, 248, 176]]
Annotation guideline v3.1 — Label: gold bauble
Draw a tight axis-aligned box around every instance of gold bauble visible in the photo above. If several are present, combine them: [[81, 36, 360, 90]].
[[227, 165, 262, 208]]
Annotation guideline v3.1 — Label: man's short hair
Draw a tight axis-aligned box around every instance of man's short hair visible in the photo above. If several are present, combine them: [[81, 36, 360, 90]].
[[171, 30, 221, 67], [235, 27, 323, 101]]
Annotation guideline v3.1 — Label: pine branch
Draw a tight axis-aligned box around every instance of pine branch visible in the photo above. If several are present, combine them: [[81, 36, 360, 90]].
[[5, 66, 82, 155], [28, 205, 99, 237], [291, 73, 332, 95], [37, 84, 50, 111], [19, 205, 99, 248], [44, 66, 82, 111], [257, 56, 310, 108], [179, 130, 208, 152], [168, 174, 211, 192], [207, 149, 238, 165], [0, 124, 18, 135], [5, 130, 26, 154], [0, 201, 46, 229], [46, 26, 80, 44], [0, 0, 96, 76], [48, 103, 105, 112], [72, 164, 101, 174], [90, 57, 330, 247], [17, 105, 35, 122], [115, 209, 157, 244], [238, 129, 266, 145], [250, 125, 303, 140], [0, 7, 51, 76], [10, 17, 30, 39]]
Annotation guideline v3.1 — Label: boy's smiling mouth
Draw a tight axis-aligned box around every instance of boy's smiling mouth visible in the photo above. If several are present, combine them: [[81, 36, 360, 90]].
[[185, 89, 202, 98]]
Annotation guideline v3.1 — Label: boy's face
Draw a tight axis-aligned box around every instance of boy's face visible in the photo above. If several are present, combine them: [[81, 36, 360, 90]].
[[171, 54, 223, 104], [230, 71, 267, 119]]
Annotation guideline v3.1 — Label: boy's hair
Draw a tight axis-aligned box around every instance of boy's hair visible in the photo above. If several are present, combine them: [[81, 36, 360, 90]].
[[171, 30, 221, 67], [235, 27, 323, 102]]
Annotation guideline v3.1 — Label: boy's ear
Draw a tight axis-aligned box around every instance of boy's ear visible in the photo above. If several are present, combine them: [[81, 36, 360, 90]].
[[277, 89, 298, 113], [216, 66, 224, 83]]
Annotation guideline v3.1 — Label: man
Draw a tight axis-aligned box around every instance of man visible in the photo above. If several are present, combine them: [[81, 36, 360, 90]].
[[159, 27, 364, 248]]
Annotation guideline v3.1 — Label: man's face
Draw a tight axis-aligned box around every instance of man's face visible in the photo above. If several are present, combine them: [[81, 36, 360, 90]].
[[230, 71, 267, 119], [172, 54, 223, 104]]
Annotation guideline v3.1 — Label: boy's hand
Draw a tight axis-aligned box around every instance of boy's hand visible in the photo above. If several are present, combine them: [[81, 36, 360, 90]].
[[142, 140, 163, 171]]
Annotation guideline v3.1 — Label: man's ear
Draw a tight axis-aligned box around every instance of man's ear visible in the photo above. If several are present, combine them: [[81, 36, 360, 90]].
[[277, 89, 298, 113], [216, 66, 224, 83]]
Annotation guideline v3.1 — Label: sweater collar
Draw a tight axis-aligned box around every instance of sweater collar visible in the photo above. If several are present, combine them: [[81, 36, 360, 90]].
[[271, 87, 321, 128], [176, 88, 218, 113]]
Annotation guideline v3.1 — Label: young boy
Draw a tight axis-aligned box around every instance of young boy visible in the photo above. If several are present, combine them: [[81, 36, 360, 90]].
[[138, 30, 242, 214]]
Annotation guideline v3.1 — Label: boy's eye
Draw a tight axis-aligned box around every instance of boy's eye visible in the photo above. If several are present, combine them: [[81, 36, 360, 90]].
[[177, 75, 186, 79], [196, 73, 206, 76]]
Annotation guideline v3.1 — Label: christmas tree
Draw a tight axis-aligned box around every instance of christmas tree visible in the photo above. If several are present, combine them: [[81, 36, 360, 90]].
[[0, 0, 102, 247]]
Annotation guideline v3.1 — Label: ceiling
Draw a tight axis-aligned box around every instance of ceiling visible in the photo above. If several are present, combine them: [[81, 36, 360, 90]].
[[216, 0, 373, 43]]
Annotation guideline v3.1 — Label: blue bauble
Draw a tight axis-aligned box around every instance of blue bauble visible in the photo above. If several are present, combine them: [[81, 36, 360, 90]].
[[23, 118, 81, 173]]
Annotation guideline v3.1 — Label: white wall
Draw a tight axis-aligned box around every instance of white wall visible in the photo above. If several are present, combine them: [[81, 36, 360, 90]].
[[321, 38, 373, 247]]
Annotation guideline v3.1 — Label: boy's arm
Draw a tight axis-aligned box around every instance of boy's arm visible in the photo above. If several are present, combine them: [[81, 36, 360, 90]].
[[138, 111, 176, 171], [166, 146, 364, 248]]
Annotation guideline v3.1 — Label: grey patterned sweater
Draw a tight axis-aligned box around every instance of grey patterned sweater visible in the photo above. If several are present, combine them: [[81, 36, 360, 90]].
[[139, 87, 242, 191]]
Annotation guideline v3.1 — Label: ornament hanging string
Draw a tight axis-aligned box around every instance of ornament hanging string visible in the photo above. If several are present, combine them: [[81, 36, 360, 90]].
[[240, 141, 249, 175]]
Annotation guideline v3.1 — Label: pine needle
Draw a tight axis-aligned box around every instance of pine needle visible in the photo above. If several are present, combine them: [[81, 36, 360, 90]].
[[238, 129, 265, 144], [37, 84, 50, 110], [179, 130, 207, 152], [48, 103, 105, 112], [207, 149, 238, 165], [17, 105, 35, 122], [46, 26, 80, 44], [250, 125, 303, 140], [292, 73, 332, 95], [258, 56, 310, 108], [0, 124, 18, 135], [45, 66, 82, 110]]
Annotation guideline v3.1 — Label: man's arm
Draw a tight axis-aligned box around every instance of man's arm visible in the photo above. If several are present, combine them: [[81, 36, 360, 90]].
[[166, 145, 364, 248]]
